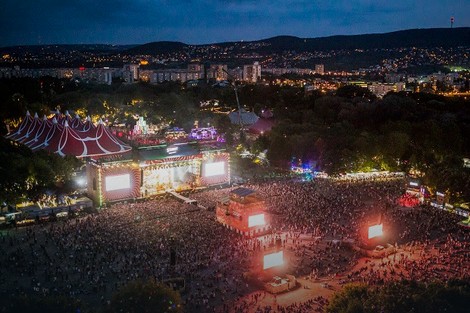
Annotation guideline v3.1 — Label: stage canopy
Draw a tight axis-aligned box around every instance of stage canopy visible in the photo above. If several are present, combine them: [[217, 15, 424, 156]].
[[228, 109, 259, 126], [6, 111, 131, 158]]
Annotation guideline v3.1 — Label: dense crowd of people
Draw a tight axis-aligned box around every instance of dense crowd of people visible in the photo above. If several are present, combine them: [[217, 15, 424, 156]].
[[0, 175, 468, 313]]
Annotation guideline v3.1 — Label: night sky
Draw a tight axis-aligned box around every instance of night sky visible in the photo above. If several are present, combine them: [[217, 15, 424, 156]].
[[0, 0, 469, 47]]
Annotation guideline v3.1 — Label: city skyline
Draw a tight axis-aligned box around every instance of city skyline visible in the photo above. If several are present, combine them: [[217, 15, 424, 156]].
[[1, 0, 469, 47]]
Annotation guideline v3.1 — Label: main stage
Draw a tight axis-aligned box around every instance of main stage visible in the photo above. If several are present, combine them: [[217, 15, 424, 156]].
[[87, 142, 230, 205]]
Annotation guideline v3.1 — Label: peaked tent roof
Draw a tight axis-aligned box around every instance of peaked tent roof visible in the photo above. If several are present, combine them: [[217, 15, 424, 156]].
[[42, 121, 89, 157], [6, 112, 131, 158], [5, 111, 33, 140], [77, 116, 96, 133], [29, 118, 64, 152], [15, 113, 42, 142], [70, 114, 83, 129], [22, 116, 52, 147], [91, 121, 133, 155]]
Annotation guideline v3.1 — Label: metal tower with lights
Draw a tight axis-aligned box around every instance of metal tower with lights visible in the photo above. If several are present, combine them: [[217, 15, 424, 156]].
[[222, 68, 243, 130]]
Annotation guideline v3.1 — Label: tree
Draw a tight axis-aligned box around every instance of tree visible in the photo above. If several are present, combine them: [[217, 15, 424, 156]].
[[326, 284, 371, 313], [326, 280, 470, 313], [0, 137, 82, 204], [105, 280, 183, 313], [336, 85, 374, 100]]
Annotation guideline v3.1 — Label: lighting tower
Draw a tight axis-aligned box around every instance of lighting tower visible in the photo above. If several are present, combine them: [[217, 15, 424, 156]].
[[222, 68, 243, 130], [451, 16, 454, 28]]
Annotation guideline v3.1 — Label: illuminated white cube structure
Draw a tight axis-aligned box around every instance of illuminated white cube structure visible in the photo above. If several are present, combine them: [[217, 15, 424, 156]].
[[263, 251, 284, 270], [216, 187, 270, 237], [368, 224, 383, 239]]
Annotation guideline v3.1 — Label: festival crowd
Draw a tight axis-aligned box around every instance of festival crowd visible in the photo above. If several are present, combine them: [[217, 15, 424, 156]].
[[0, 175, 468, 313]]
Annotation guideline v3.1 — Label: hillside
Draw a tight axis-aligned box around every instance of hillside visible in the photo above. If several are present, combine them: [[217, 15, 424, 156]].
[[125, 41, 187, 55], [0, 28, 468, 71], [129, 28, 470, 55]]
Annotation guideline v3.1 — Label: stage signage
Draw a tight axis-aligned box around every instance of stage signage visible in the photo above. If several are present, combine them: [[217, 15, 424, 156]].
[[166, 146, 178, 154]]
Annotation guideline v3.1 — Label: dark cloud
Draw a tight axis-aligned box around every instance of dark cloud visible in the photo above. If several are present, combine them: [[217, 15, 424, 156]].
[[0, 0, 468, 46]]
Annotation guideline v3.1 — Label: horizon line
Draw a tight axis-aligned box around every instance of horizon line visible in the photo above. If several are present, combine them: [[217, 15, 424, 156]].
[[1, 26, 469, 49]]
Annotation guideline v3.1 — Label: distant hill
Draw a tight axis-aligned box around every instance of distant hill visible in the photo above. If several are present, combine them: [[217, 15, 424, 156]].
[[128, 27, 470, 55], [0, 44, 135, 54], [1, 28, 468, 56], [126, 41, 187, 55], [0, 28, 468, 71]]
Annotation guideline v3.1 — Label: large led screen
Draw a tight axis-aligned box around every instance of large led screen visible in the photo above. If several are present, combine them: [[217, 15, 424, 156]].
[[105, 174, 131, 191], [263, 251, 284, 270], [368, 224, 383, 239], [204, 161, 225, 177], [248, 213, 265, 227]]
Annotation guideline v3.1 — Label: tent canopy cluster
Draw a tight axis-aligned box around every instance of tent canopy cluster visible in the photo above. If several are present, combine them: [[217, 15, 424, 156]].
[[5, 111, 131, 158]]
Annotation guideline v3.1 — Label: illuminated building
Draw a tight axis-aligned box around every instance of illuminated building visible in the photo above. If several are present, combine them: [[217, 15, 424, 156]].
[[315, 64, 325, 75], [104, 69, 113, 85], [216, 187, 270, 236], [243, 62, 261, 83], [207, 64, 228, 81], [122, 64, 140, 83], [367, 82, 406, 97], [151, 64, 204, 83]]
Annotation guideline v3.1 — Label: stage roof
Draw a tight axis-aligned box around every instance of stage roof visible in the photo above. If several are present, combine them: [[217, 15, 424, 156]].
[[137, 142, 200, 161], [231, 187, 257, 197]]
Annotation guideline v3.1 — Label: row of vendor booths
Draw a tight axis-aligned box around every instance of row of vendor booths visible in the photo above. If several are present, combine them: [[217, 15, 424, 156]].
[[0, 197, 93, 226], [405, 178, 470, 227]]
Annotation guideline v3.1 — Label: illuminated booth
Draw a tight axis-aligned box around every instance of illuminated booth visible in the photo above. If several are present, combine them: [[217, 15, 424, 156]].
[[87, 142, 230, 206], [216, 187, 270, 237]]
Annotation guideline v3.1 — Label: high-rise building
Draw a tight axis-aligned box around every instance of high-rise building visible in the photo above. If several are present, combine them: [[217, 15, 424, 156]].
[[207, 64, 228, 81], [129, 64, 139, 80], [315, 64, 325, 75], [122, 64, 140, 83], [228, 67, 243, 81], [243, 62, 261, 83], [188, 63, 204, 73], [104, 69, 113, 85]]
